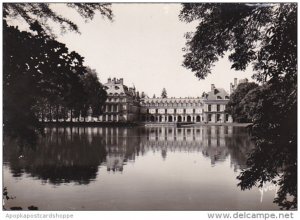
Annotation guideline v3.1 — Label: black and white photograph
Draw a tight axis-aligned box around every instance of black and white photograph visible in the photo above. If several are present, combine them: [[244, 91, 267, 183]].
[[1, 0, 298, 218]]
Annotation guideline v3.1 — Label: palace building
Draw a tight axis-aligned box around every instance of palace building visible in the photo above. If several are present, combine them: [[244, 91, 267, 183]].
[[99, 77, 140, 122], [98, 78, 233, 123], [140, 84, 232, 123]]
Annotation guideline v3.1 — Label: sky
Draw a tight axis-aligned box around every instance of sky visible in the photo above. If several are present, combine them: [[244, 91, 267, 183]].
[[53, 4, 254, 97]]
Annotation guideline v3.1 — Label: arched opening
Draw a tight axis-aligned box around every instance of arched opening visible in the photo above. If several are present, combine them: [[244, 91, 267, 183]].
[[177, 116, 182, 122], [196, 115, 201, 122], [187, 115, 192, 122], [168, 115, 173, 122], [159, 116, 162, 122], [150, 115, 155, 122]]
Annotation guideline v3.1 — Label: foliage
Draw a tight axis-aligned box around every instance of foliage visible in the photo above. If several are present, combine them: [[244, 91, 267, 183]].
[[161, 88, 168, 98], [3, 3, 113, 36], [179, 3, 296, 81], [3, 20, 83, 145], [180, 3, 297, 209], [226, 82, 259, 122], [3, 21, 106, 146], [81, 67, 107, 117], [237, 82, 297, 209], [3, 3, 111, 146]]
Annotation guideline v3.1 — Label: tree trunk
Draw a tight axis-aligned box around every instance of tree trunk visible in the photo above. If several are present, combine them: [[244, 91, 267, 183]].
[[56, 104, 59, 123], [63, 108, 65, 122], [49, 105, 52, 122], [70, 109, 73, 122], [41, 108, 44, 122]]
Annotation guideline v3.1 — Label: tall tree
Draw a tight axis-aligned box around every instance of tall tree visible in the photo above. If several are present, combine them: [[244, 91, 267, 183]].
[[3, 3, 113, 145], [226, 82, 259, 122], [161, 88, 168, 98], [3, 21, 86, 145], [180, 3, 297, 209], [81, 67, 107, 119]]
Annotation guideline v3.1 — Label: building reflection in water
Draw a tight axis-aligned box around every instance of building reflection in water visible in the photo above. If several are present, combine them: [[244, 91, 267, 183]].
[[3, 125, 254, 185]]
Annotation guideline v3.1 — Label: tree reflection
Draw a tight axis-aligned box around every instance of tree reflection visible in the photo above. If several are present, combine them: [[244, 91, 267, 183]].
[[4, 126, 255, 186], [4, 127, 107, 185]]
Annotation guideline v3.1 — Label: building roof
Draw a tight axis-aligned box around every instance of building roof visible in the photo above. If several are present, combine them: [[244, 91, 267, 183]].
[[206, 88, 229, 100], [104, 78, 137, 97], [142, 97, 203, 104]]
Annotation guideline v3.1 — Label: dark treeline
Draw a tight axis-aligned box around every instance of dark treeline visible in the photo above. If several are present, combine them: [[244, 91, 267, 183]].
[[3, 4, 111, 146]]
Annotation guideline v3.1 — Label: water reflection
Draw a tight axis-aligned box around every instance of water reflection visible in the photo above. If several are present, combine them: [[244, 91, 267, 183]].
[[4, 126, 254, 185]]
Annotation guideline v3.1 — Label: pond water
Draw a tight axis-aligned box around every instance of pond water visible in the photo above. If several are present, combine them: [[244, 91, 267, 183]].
[[3, 126, 280, 210]]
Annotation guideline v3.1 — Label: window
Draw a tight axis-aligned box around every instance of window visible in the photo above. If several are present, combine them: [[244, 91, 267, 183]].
[[226, 114, 229, 122], [217, 114, 221, 121], [174, 109, 177, 114], [193, 109, 196, 114], [208, 114, 212, 121], [217, 104, 220, 112], [156, 109, 158, 114], [165, 109, 167, 113], [208, 104, 211, 112], [217, 96, 222, 99]]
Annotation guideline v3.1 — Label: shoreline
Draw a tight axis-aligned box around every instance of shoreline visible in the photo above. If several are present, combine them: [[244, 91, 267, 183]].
[[42, 121, 252, 128]]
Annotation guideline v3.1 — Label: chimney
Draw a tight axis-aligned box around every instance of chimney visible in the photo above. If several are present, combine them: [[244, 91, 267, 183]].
[[234, 78, 237, 87], [108, 77, 111, 83], [211, 84, 215, 91], [119, 78, 124, 85]]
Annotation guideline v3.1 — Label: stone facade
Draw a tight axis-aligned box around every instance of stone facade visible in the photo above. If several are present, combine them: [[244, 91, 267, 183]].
[[140, 84, 233, 123], [99, 77, 233, 123], [99, 78, 140, 122]]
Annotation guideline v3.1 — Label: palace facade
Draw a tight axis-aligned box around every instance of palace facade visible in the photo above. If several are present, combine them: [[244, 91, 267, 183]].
[[99, 77, 140, 122], [140, 84, 232, 123], [98, 78, 233, 123]]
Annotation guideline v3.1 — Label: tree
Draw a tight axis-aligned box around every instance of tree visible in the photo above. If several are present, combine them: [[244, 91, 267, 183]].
[[3, 3, 113, 36], [161, 88, 168, 98], [3, 3, 113, 146], [180, 3, 297, 209], [201, 92, 208, 98], [3, 20, 87, 145], [80, 67, 107, 119], [226, 82, 259, 122]]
